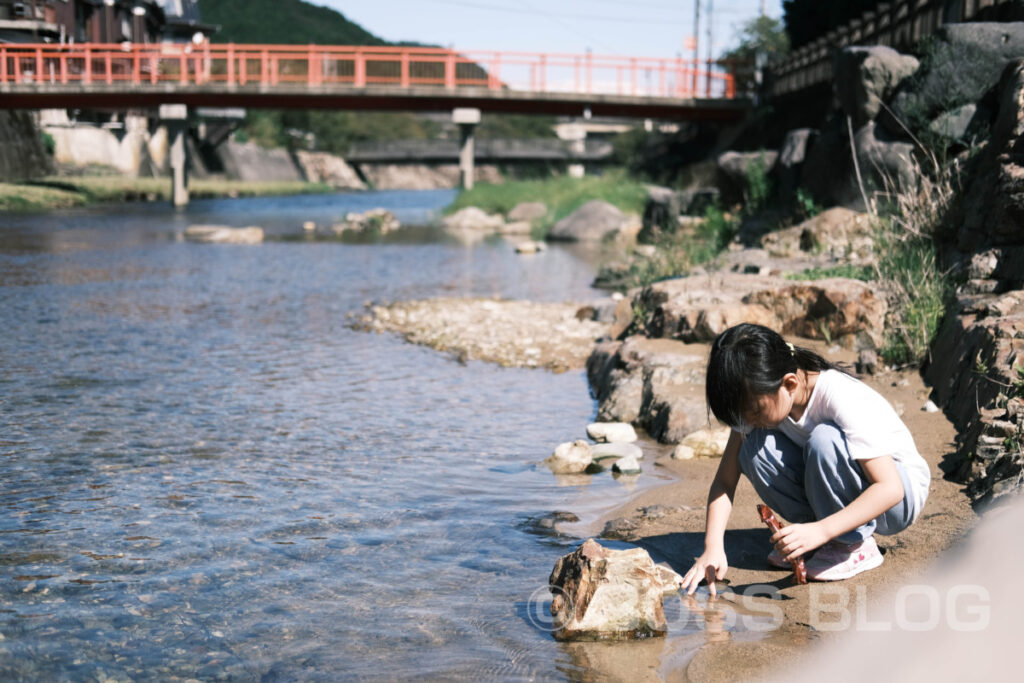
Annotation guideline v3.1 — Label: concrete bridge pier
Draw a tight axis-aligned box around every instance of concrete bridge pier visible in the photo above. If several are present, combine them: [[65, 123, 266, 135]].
[[159, 104, 190, 207], [556, 123, 587, 178], [453, 107, 480, 190]]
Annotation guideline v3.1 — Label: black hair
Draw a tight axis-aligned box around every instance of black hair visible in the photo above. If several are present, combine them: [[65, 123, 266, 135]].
[[706, 323, 847, 430]]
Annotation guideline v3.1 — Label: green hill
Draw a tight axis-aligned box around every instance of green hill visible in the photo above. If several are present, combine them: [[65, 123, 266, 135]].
[[200, 0, 387, 45]]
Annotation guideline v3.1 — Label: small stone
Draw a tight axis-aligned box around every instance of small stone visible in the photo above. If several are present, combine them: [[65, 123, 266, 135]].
[[587, 422, 638, 443], [514, 241, 546, 254], [591, 442, 644, 461], [302, 221, 316, 231], [672, 444, 696, 460], [601, 517, 639, 540], [922, 400, 940, 413], [184, 225, 264, 244], [856, 349, 879, 375], [893, 378, 910, 387], [611, 455, 641, 474], [545, 440, 593, 474]]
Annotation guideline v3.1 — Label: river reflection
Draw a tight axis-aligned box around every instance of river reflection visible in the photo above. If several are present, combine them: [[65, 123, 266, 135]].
[[1, 190, 740, 680]]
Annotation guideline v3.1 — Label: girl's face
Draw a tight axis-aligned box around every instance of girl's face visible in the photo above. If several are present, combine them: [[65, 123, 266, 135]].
[[742, 374, 799, 428]]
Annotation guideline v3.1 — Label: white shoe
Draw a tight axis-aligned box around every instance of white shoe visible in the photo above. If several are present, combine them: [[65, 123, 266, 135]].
[[805, 537, 883, 581]]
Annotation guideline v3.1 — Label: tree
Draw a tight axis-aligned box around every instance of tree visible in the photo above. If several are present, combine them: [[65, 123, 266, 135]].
[[720, 15, 790, 95]]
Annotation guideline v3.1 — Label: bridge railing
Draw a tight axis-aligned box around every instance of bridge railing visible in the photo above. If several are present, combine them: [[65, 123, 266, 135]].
[[0, 43, 737, 99]]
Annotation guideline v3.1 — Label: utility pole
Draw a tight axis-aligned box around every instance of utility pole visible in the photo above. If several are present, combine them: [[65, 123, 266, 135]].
[[761, 0, 767, 16], [692, 0, 700, 95], [705, 0, 714, 96]]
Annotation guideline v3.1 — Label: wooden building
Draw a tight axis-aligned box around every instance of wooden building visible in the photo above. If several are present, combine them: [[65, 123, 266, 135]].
[[0, 0, 213, 44]]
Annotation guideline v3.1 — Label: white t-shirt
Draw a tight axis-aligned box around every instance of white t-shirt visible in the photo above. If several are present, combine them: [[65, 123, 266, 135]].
[[772, 370, 930, 518]]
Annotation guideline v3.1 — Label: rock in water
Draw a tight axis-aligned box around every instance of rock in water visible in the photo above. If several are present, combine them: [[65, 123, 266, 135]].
[[586, 422, 638, 443], [591, 442, 643, 462], [611, 455, 641, 475], [545, 440, 593, 474], [184, 225, 264, 244], [548, 538, 681, 640]]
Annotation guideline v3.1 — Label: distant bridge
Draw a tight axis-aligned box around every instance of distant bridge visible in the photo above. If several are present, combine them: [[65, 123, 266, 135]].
[[0, 43, 751, 204], [0, 43, 748, 120]]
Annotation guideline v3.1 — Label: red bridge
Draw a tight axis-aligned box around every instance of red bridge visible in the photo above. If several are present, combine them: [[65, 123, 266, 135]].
[[0, 42, 747, 120]]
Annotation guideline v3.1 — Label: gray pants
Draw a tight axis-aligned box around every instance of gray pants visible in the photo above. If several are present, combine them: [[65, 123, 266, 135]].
[[738, 422, 917, 545]]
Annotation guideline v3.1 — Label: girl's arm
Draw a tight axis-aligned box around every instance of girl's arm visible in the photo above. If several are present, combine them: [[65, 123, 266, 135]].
[[772, 454, 904, 560], [682, 429, 743, 595]]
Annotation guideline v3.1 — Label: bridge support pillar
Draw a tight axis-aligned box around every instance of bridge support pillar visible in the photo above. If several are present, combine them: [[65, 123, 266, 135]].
[[160, 104, 190, 207], [557, 123, 587, 178], [453, 108, 481, 190]]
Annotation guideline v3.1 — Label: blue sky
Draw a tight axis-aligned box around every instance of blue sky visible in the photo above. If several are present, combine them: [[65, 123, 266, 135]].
[[323, 1, 784, 59]]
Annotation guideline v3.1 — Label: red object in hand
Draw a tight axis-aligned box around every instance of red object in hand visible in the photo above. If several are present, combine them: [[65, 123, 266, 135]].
[[757, 504, 808, 585]]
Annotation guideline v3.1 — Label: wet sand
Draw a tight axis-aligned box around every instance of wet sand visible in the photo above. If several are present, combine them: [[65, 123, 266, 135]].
[[581, 358, 978, 681]]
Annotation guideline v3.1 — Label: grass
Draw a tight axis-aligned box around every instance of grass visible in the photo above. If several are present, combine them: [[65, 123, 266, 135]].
[[444, 170, 648, 239], [785, 264, 873, 281], [0, 177, 333, 212]]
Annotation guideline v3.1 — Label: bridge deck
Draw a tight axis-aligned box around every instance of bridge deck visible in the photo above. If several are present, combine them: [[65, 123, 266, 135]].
[[0, 43, 750, 120]]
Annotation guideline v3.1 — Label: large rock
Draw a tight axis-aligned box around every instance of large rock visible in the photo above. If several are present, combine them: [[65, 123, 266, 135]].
[[548, 539, 681, 641], [184, 225, 264, 244], [958, 60, 1024, 253], [587, 336, 709, 444], [761, 207, 875, 263], [0, 111, 53, 181], [888, 23, 1024, 133], [716, 150, 779, 206], [834, 46, 919, 128], [586, 422, 637, 443], [925, 290, 1024, 505], [545, 440, 594, 474], [548, 200, 634, 242], [442, 206, 506, 233]]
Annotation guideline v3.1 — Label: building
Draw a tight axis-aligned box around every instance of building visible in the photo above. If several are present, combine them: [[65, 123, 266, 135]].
[[0, 0, 214, 45]]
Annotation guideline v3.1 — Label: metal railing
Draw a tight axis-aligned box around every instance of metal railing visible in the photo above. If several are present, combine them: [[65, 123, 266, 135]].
[[0, 42, 737, 99]]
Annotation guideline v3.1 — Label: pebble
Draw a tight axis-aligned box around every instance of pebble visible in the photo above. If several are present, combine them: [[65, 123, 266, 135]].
[[611, 455, 641, 474], [923, 400, 940, 413], [302, 221, 316, 231], [586, 422, 638, 443], [672, 444, 696, 460], [591, 442, 643, 461]]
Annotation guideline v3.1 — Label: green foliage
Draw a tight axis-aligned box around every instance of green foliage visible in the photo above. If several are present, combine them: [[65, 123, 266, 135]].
[[476, 115, 557, 140], [721, 16, 790, 93], [201, 0, 386, 45], [743, 151, 772, 215], [40, 132, 55, 156], [785, 264, 873, 281], [602, 204, 739, 291], [794, 187, 821, 220], [446, 171, 647, 239]]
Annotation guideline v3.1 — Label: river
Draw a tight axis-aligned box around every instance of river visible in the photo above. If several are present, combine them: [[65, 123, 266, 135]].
[[0, 190, 716, 680]]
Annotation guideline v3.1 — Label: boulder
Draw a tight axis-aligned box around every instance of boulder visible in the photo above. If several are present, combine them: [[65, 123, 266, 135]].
[[184, 225, 264, 244], [959, 60, 1024, 253], [716, 150, 778, 206], [888, 23, 1024, 133], [508, 201, 548, 222], [548, 200, 630, 242], [638, 186, 684, 244], [591, 442, 644, 462], [586, 422, 638, 443], [442, 206, 505, 232], [332, 208, 400, 235], [834, 46, 919, 128], [928, 103, 982, 142], [545, 440, 594, 474], [548, 539, 681, 640], [676, 426, 731, 458], [760, 207, 874, 262], [744, 278, 888, 350]]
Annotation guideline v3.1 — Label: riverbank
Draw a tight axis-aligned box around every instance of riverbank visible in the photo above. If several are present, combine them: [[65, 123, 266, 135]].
[[359, 267, 980, 680], [0, 176, 333, 212]]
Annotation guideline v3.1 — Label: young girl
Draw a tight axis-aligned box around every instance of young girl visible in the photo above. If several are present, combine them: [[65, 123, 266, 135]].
[[681, 323, 930, 592]]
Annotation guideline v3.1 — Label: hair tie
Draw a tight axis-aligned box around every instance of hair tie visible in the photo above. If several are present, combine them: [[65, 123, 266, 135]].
[[786, 341, 795, 357]]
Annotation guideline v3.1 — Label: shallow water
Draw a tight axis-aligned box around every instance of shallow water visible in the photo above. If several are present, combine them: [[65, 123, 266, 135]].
[[0, 190, 755, 680]]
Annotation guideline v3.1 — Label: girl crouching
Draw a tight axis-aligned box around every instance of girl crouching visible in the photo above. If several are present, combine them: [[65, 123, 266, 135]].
[[682, 323, 930, 592]]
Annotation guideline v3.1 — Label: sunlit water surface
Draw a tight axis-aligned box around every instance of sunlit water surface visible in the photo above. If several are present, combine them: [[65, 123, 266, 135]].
[[0, 191, 746, 680]]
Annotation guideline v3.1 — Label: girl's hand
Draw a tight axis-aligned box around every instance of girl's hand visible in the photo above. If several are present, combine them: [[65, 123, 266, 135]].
[[771, 521, 829, 562], [681, 548, 728, 596]]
